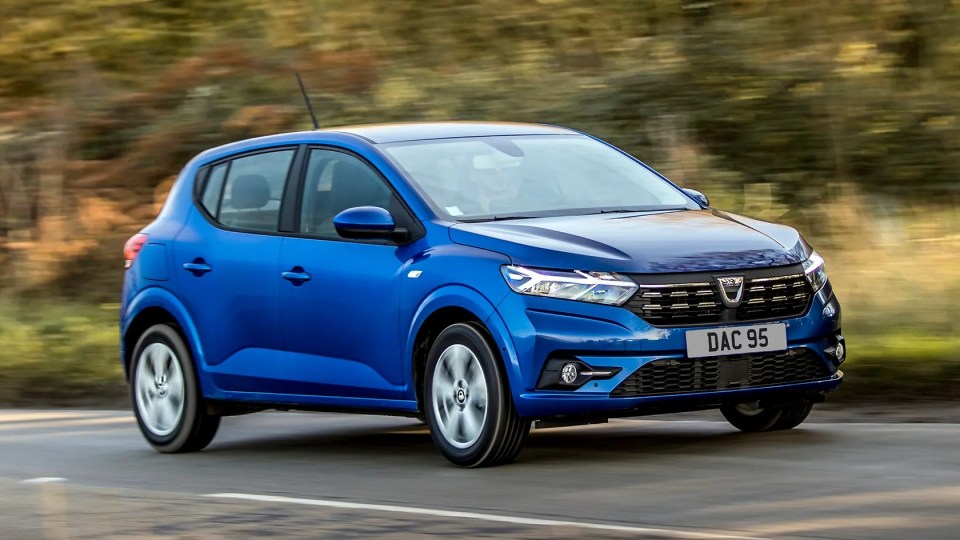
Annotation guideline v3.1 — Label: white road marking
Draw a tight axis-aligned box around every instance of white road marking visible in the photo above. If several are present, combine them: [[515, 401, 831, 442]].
[[0, 411, 120, 423], [0, 416, 132, 432], [21, 477, 68, 484], [206, 493, 763, 539]]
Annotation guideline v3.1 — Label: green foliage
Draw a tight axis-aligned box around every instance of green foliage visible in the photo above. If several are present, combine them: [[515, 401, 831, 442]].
[[0, 301, 124, 404], [837, 332, 960, 400], [1, 0, 957, 201]]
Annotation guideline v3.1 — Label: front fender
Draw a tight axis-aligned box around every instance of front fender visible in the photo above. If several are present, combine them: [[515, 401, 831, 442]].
[[403, 285, 522, 402]]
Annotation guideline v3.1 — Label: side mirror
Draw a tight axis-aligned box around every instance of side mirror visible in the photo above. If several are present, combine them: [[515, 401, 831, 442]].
[[333, 206, 397, 239], [682, 188, 709, 208], [333, 206, 404, 241]]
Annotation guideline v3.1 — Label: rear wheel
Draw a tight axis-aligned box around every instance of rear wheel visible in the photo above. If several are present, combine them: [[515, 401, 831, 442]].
[[424, 323, 529, 467], [721, 400, 813, 432], [130, 324, 220, 453]]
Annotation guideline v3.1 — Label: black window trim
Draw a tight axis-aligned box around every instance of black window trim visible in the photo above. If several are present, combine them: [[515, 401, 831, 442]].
[[193, 165, 209, 201], [279, 146, 307, 233], [213, 160, 232, 219]]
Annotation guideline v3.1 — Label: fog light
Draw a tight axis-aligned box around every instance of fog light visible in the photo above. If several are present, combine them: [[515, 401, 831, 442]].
[[825, 335, 846, 367], [560, 363, 579, 384], [536, 359, 622, 390]]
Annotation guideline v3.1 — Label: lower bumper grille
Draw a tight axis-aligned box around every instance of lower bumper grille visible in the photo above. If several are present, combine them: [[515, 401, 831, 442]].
[[610, 348, 832, 398]]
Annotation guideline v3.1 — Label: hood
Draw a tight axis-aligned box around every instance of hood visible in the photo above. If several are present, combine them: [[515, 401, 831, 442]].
[[449, 209, 809, 274]]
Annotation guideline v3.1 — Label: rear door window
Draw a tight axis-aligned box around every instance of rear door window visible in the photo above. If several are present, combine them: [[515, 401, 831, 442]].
[[199, 148, 296, 233]]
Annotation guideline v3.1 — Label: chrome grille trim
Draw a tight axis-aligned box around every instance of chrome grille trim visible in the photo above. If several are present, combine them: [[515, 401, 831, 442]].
[[634, 282, 712, 288], [750, 273, 804, 283]]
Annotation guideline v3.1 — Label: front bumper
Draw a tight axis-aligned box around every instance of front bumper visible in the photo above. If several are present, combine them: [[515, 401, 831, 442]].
[[496, 281, 843, 419]]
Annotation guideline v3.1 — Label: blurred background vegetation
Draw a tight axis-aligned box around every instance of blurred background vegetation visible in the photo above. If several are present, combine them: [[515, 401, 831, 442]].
[[0, 0, 957, 404]]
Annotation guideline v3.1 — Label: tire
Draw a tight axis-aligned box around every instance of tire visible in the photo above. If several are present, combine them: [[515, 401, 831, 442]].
[[130, 324, 220, 453], [424, 322, 530, 467], [770, 401, 814, 430], [720, 400, 814, 432]]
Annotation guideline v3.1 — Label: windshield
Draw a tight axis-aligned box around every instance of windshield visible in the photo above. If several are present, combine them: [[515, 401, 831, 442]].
[[381, 134, 695, 220]]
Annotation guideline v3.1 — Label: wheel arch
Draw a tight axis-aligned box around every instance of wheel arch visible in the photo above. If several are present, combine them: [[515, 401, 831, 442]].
[[406, 285, 521, 414], [411, 306, 482, 415], [121, 288, 206, 387], [123, 307, 179, 377]]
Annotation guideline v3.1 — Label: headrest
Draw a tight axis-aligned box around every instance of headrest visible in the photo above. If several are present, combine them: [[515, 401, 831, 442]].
[[230, 175, 270, 209]]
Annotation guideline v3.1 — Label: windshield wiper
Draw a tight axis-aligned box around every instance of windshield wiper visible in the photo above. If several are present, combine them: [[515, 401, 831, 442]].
[[492, 215, 540, 221], [467, 215, 539, 222], [464, 207, 685, 222], [596, 207, 685, 214]]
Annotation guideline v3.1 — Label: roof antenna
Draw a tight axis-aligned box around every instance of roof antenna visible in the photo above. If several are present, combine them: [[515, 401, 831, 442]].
[[295, 72, 319, 129]]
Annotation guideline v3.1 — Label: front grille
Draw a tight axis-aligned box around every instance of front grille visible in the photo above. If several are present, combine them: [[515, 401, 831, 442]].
[[610, 348, 831, 398], [624, 266, 812, 327], [737, 274, 810, 321], [625, 281, 722, 326]]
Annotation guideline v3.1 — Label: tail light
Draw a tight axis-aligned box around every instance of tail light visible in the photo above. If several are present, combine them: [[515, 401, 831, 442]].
[[124, 233, 149, 270]]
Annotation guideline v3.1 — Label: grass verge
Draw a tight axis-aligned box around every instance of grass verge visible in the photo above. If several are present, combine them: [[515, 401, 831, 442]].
[[0, 302, 125, 406]]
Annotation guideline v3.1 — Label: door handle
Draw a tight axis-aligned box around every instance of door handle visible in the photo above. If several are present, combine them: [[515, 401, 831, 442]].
[[282, 267, 311, 284], [182, 260, 212, 275]]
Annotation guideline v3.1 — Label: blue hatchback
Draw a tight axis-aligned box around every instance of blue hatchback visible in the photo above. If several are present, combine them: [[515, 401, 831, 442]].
[[121, 122, 844, 466]]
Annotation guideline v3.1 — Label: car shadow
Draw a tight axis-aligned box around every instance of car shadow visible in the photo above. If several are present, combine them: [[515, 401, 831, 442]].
[[203, 417, 437, 463], [518, 421, 836, 465], [202, 415, 837, 467]]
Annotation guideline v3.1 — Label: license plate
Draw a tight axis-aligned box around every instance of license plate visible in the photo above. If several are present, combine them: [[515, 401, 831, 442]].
[[685, 324, 787, 358]]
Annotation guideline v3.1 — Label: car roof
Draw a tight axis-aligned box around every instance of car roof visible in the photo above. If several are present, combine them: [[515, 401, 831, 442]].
[[189, 122, 580, 167], [322, 121, 577, 144]]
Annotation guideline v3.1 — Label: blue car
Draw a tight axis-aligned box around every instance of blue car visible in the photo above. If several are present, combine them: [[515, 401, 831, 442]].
[[121, 122, 844, 466]]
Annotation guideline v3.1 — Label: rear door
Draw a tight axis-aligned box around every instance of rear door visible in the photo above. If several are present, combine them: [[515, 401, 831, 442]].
[[173, 146, 301, 393]]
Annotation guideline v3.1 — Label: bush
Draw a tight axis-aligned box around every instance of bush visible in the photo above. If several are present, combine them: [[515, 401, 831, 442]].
[[0, 302, 124, 405]]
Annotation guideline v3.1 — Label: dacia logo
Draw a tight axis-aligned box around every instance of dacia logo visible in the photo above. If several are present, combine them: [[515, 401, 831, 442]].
[[717, 276, 744, 308]]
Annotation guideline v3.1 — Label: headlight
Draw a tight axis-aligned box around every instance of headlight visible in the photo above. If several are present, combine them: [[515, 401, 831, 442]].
[[500, 265, 638, 305], [802, 251, 828, 292]]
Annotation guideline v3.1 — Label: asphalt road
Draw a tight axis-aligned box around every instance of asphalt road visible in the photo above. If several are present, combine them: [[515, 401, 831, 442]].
[[1, 409, 958, 539]]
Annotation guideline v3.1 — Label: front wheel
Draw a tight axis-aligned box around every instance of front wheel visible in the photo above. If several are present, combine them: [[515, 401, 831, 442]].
[[720, 400, 814, 432], [130, 324, 220, 453], [424, 323, 530, 467]]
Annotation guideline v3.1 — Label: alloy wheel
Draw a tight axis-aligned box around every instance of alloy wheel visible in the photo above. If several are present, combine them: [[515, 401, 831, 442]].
[[431, 344, 489, 449], [135, 342, 185, 437]]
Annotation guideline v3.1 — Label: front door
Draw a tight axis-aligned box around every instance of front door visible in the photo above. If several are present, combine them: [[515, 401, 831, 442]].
[[278, 148, 419, 399]]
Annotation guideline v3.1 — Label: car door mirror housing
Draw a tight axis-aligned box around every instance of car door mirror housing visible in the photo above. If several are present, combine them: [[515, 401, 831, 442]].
[[682, 188, 709, 207], [333, 206, 405, 240]]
